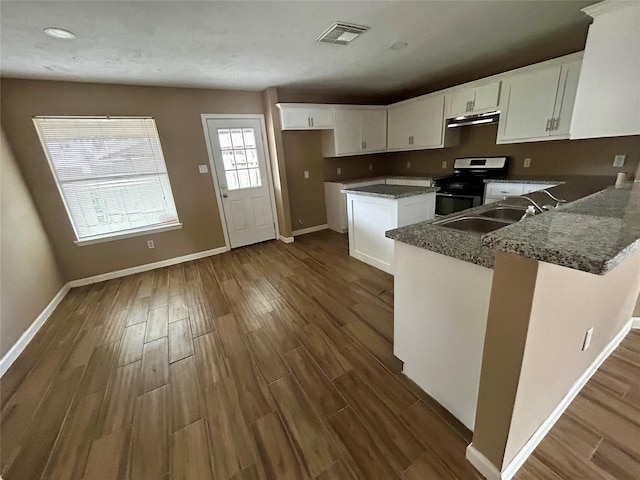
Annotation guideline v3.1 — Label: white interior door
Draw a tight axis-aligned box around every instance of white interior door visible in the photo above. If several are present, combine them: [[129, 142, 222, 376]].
[[206, 118, 276, 248]]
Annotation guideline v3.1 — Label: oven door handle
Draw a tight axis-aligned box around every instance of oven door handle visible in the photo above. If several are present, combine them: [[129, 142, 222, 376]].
[[437, 193, 479, 199]]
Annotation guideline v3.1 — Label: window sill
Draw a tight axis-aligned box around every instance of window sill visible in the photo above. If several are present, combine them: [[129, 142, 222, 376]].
[[75, 223, 183, 246]]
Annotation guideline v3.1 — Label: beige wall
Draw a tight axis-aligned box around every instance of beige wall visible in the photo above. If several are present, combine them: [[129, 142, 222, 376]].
[[1, 128, 65, 358], [1, 79, 264, 280], [473, 249, 640, 471], [385, 124, 640, 179], [635, 293, 640, 316]]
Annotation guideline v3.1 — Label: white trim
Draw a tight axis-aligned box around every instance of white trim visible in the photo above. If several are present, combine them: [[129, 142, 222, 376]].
[[632, 317, 640, 329], [75, 223, 182, 246], [0, 284, 70, 377], [200, 114, 280, 250], [279, 235, 295, 244], [292, 224, 328, 236], [466, 318, 634, 480], [466, 444, 502, 480], [68, 246, 228, 287]]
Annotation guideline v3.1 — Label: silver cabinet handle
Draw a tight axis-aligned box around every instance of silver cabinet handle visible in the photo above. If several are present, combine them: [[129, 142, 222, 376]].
[[310, 117, 314, 127], [361, 140, 366, 150], [408, 136, 414, 145], [545, 119, 551, 131], [552, 117, 559, 131]]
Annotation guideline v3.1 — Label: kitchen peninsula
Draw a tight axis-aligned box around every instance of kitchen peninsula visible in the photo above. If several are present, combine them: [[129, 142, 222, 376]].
[[387, 177, 640, 479], [342, 183, 437, 274]]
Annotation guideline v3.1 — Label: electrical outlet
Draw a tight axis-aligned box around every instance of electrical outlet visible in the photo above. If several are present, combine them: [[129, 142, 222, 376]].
[[582, 327, 594, 351], [147, 240, 155, 249], [304, 171, 309, 179], [524, 158, 531, 168], [198, 164, 209, 174], [613, 154, 626, 167], [442, 161, 447, 169], [337, 167, 341, 175], [407, 161, 411, 169], [369, 164, 373, 171]]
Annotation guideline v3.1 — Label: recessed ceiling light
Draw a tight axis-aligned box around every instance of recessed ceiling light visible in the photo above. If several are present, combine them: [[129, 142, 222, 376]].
[[44, 27, 76, 40], [316, 22, 370, 45], [390, 41, 408, 51]]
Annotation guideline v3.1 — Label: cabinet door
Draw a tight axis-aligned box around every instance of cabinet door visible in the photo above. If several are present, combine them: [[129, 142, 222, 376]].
[[499, 66, 561, 142], [387, 104, 415, 149], [309, 108, 334, 129], [280, 108, 313, 129], [472, 82, 501, 112], [412, 95, 446, 148], [333, 109, 363, 155], [360, 109, 387, 152], [551, 61, 580, 137], [449, 89, 476, 117]]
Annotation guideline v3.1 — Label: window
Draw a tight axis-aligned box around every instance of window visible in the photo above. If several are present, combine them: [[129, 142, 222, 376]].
[[33, 116, 180, 244], [217, 128, 262, 190]]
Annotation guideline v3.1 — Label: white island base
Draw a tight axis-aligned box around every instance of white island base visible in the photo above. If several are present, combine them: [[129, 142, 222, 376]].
[[346, 191, 435, 274], [394, 241, 494, 430]]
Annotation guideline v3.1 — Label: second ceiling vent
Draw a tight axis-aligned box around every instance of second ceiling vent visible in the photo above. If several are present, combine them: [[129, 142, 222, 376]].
[[316, 22, 370, 45]]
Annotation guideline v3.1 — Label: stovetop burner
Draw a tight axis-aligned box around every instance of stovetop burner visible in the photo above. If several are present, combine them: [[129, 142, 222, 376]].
[[435, 157, 509, 195]]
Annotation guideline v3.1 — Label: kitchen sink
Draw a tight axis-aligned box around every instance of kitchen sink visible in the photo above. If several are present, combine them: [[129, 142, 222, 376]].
[[478, 206, 527, 222], [434, 216, 513, 234]]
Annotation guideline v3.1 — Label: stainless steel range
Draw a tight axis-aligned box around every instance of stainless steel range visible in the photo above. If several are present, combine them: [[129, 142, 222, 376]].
[[433, 157, 509, 216]]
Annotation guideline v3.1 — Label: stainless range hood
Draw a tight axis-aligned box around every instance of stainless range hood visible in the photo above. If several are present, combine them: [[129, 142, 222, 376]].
[[446, 110, 500, 128]]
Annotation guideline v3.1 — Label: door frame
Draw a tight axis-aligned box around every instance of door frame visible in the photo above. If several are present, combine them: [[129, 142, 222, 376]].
[[200, 113, 280, 250]]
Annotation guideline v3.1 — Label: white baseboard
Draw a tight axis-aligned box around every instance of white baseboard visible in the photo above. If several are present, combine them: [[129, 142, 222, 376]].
[[279, 235, 294, 244], [0, 284, 71, 377], [467, 318, 634, 480], [292, 224, 328, 236], [68, 246, 228, 287]]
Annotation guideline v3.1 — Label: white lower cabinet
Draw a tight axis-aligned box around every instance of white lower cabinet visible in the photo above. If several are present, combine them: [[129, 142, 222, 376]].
[[345, 192, 435, 274], [325, 178, 433, 233], [484, 182, 559, 205]]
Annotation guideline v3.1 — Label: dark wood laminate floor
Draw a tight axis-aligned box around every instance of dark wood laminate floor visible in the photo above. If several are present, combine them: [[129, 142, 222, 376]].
[[1, 230, 638, 479]]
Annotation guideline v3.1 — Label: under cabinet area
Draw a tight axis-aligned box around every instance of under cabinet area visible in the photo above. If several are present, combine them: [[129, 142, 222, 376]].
[[447, 81, 501, 118], [484, 181, 559, 204], [497, 59, 581, 144], [277, 104, 334, 130], [387, 94, 458, 151], [321, 107, 387, 157]]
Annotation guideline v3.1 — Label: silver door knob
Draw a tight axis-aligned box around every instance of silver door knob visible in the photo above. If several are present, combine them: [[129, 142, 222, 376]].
[[222, 193, 228, 198]]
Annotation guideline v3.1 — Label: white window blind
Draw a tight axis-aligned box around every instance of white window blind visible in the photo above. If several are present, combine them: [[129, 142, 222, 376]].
[[33, 116, 180, 242]]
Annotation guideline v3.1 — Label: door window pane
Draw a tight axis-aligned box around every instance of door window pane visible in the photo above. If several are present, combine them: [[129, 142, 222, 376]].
[[217, 127, 262, 191], [237, 169, 250, 189], [249, 168, 261, 187]]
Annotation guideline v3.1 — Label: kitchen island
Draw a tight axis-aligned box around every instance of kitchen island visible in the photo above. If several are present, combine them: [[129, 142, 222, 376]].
[[387, 176, 640, 480], [342, 184, 436, 274]]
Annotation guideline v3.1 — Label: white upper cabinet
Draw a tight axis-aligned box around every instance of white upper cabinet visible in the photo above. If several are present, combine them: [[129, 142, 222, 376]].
[[497, 59, 581, 144], [277, 104, 334, 130], [388, 94, 457, 151], [447, 82, 501, 118], [571, 1, 640, 139], [322, 107, 387, 157]]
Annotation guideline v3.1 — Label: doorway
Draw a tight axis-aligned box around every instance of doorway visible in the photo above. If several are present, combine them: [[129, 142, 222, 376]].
[[202, 116, 277, 249]]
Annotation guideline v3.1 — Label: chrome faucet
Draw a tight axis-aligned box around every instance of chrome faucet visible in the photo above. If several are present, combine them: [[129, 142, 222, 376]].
[[537, 189, 566, 208], [506, 195, 545, 213]]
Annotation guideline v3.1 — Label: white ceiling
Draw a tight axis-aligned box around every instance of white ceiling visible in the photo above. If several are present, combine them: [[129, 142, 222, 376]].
[[0, 0, 596, 96]]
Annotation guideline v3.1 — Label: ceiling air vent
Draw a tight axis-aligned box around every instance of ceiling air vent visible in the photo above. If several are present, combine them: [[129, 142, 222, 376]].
[[316, 22, 370, 45]]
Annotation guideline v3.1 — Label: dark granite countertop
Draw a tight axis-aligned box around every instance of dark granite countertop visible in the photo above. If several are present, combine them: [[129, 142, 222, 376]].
[[327, 175, 434, 186], [342, 184, 438, 199], [386, 176, 637, 274]]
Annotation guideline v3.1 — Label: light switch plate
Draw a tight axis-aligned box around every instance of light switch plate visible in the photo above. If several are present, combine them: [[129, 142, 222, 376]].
[[407, 161, 411, 169], [337, 167, 341, 175], [369, 164, 373, 171], [147, 240, 155, 249], [304, 170, 309, 179], [198, 164, 209, 174], [582, 327, 594, 351], [442, 161, 447, 169], [524, 158, 531, 168], [613, 155, 626, 167]]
